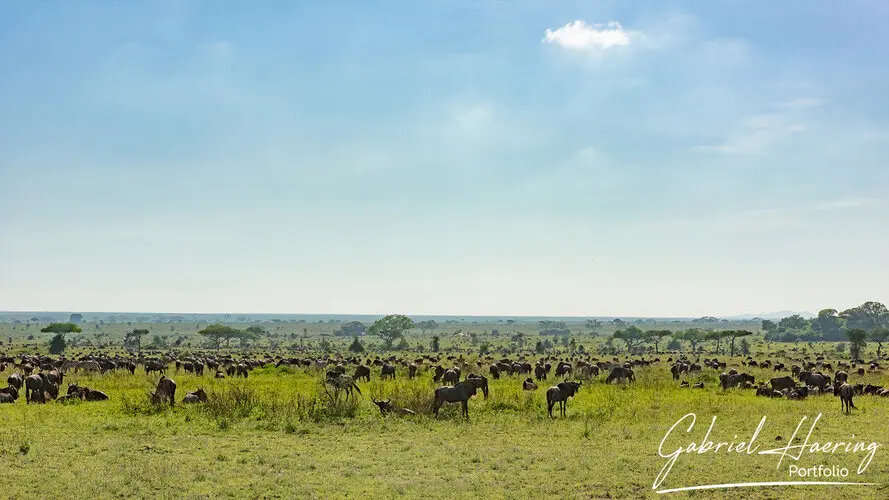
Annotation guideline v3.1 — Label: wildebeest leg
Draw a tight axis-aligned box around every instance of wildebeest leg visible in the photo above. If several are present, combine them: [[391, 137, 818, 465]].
[[461, 400, 468, 418], [547, 400, 555, 418]]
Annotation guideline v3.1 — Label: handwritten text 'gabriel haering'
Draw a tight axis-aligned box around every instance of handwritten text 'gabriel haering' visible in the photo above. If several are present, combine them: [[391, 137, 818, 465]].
[[654, 413, 880, 490]]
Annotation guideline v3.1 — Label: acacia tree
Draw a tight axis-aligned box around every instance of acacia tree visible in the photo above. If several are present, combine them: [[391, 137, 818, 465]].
[[869, 328, 889, 359], [643, 330, 672, 354], [42, 323, 81, 354], [675, 329, 705, 353], [368, 314, 415, 350], [846, 329, 868, 361], [125, 328, 149, 352], [728, 330, 753, 357], [416, 320, 439, 335], [613, 326, 644, 352], [199, 324, 242, 350]]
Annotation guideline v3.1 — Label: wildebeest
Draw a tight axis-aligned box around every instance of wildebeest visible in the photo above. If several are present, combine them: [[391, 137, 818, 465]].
[[799, 371, 828, 392], [769, 376, 796, 391], [466, 374, 489, 399], [523, 378, 538, 390], [605, 366, 634, 384], [372, 399, 415, 415], [546, 381, 582, 417], [836, 382, 856, 414], [215, 370, 225, 379], [408, 363, 418, 379], [720, 372, 755, 389], [381, 364, 396, 381], [150, 376, 176, 406], [534, 364, 547, 381], [489, 364, 501, 379], [183, 388, 208, 404], [25, 373, 57, 404], [432, 378, 484, 418], [62, 383, 109, 402], [443, 368, 461, 385], [325, 373, 362, 399], [0, 386, 19, 403], [7, 373, 24, 390], [144, 360, 166, 376], [353, 365, 371, 383]]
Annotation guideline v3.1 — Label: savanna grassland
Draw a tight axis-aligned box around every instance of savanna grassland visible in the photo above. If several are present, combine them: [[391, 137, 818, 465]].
[[1, 318, 889, 499]]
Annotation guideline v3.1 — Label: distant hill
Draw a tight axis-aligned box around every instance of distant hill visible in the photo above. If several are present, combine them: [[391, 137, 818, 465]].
[[720, 311, 816, 321]]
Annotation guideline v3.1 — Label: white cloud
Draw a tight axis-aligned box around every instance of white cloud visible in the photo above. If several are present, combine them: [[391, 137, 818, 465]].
[[543, 21, 632, 50], [693, 113, 806, 155]]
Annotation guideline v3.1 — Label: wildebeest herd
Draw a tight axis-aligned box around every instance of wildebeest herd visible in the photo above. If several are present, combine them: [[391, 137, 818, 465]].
[[0, 350, 884, 417]]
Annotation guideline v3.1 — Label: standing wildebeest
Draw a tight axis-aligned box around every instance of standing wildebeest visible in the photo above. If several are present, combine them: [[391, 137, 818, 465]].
[[326, 373, 362, 399], [834, 371, 848, 384], [150, 376, 177, 406], [443, 368, 461, 386], [836, 382, 856, 414], [534, 364, 547, 381], [466, 374, 489, 399], [354, 365, 371, 383], [236, 363, 249, 378], [432, 378, 485, 418], [605, 367, 634, 384], [555, 362, 572, 378], [799, 371, 828, 392], [546, 381, 582, 417], [770, 376, 796, 391], [381, 364, 396, 380], [432, 365, 445, 383], [408, 363, 418, 379], [145, 360, 166, 376], [488, 364, 501, 379], [25, 373, 56, 404], [7, 373, 24, 391]]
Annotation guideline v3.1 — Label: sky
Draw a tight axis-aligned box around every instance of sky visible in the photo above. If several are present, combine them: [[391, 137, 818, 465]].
[[1, 0, 888, 318]]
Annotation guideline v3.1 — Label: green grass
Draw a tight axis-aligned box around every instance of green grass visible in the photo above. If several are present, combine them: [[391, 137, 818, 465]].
[[2, 359, 889, 499]]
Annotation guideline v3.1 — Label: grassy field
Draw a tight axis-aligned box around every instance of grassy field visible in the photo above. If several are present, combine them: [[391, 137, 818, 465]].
[[2, 354, 889, 499]]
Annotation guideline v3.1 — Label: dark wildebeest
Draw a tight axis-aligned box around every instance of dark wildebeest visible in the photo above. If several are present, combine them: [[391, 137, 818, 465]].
[[523, 378, 538, 390], [799, 371, 828, 392], [534, 365, 547, 381], [126, 361, 137, 375], [443, 368, 461, 386], [432, 365, 445, 383], [145, 360, 166, 376], [432, 378, 484, 418], [7, 373, 24, 391], [605, 367, 634, 384], [150, 376, 177, 406], [64, 383, 109, 401], [770, 376, 796, 392], [489, 364, 501, 380], [381, 364, 396, 381], [546, 380, 582, 417], [326, 373, 362, 399], [720, 372, 755, 389], [183, 388, 208, 404], [372, 399, 416, 416], [408, 363, 418, 379], [466, 374, 489, 399], [215, 370, 226, 379], [354, 365, 371, 383], [836, 382, 856, 414], [0, 386, 19, 402], [555, 362, 572, 378], [236, 364, 249, 378], [834, 371, 848, 384], [25, 373, 54, 404]]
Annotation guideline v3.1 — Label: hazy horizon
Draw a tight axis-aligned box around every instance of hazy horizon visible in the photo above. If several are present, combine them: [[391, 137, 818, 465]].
[[2, 1, 888, 317]]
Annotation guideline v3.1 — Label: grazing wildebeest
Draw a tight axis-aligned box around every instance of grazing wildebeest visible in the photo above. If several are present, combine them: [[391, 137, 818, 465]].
[[7, 373, 24, 391], [432, 379, 483, 418], [466, 374, 489, 399], [0, 386, 19, 402], [25, 373, 56, 404], [76, 361, 100, 373], [546, 381, 582, 417], [183, 388, 208, 404], [145, 360, 166, 376], [380, 364, 396, 381], [353, 365, 371, 382], [605, 366, 634, 384], [523, 378, 538, 390], [150, 376, 177, 406], [488, 364, 501, 379], [799, 371, 828, 392], [372, 399, 415, 415], [770, 376, 796, 391], [236, 363, 249, 378], [555, 362, 572, 378], [443, 368, 461, 386], [836, 382, 856, 414], [534, 364, 547, 381], [720, 372, 755, 389], [325, 373, 362, 399], [408, 363, 418, 379]]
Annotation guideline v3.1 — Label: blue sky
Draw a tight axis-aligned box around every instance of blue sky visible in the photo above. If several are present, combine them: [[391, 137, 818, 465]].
[[1, 0, 887, 317]]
